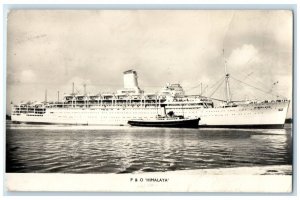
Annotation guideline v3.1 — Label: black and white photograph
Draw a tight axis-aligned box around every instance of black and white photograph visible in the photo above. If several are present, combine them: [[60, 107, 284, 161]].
[[5, 9, 293, 192]]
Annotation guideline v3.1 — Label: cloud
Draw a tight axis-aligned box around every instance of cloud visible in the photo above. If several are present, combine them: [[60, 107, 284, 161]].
[[227, 44, 259, 68]]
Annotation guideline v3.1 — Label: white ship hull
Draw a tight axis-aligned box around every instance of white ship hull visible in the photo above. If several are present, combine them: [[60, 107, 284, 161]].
[[12, 107, 165, 126], [167, 101, 289, 128], [11, 101, 289, 128]]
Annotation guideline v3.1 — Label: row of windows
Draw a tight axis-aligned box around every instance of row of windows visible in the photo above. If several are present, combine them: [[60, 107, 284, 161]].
[[49, 111, 158, 114], [203, 112, 267, 117], [46, 111, 271, 116], [56, 116, 156, 119], [204, 108, 268, 112]]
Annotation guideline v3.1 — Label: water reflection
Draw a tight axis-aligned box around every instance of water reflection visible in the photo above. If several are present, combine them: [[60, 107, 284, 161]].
[[6, 123, 292, 173]]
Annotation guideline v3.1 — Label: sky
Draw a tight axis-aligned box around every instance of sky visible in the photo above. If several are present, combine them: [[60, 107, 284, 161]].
[[6, 10, 293, 116]]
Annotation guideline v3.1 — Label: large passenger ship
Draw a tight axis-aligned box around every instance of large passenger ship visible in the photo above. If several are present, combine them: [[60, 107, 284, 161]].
[[11, 70, 290, 128]]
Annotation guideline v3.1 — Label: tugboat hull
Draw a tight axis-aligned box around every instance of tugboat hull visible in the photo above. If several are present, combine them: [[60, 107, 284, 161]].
[[128, 118, 200, 128]]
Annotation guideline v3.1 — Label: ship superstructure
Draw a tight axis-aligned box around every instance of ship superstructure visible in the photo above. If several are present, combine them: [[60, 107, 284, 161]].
[[11, 70, 290, 128]]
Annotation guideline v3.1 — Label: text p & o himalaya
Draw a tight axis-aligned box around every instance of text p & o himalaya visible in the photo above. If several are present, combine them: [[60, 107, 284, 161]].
[[130, 178, 169, 182]]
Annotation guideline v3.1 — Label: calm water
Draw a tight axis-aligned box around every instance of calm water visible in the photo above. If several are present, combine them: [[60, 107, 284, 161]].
[[6, 122, 292, 174]]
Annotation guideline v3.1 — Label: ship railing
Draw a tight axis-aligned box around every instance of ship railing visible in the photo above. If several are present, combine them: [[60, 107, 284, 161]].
[[65, 95, 167, 102], [52, 103, 163, 109], [242, 99, 289, 104]]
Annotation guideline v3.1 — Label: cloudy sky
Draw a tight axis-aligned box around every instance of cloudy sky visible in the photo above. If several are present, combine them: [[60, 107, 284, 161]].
[[6, 10, 293, 116]]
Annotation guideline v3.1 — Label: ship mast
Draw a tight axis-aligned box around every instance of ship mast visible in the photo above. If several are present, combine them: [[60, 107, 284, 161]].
[[45, 89, 47, 103], [71, 82, 75, 108], [72, 82, 75, 95], [223, 49, 231, 103], [83, 83, 87, 108], [200, 82, 202, 96], [83, 84, 87, 95]]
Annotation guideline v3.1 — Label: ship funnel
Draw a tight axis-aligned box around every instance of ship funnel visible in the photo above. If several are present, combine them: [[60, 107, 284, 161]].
[[123, 70, 139, 89], [117, 70, 143, 95]]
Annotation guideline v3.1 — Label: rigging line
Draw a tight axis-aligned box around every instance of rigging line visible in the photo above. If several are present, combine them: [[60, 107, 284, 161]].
[[225, 51, 269, 89], [225, 65, 266, 90], [228, 67, 269, 89], [230, 76, 272, 96], [202, 75, 227, 96], [230, 76, 285, 98], [185, 75, 224, 92], [222, 12, 236, 50], [243, 51, 260, 69], [220, 12, 270, 89], [209, 78, 226, 98], [205, 96, 227, 102], [246, 75, 272, 90], [208, 75, 226, 90], [188, 13, 235, 94]]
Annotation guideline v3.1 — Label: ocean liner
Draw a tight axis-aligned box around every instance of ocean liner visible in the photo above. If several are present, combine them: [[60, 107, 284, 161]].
[[11, 69, 290, 128]]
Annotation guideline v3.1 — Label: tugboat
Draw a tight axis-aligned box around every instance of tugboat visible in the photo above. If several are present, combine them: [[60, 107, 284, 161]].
[[128, 111, 200, 128]]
